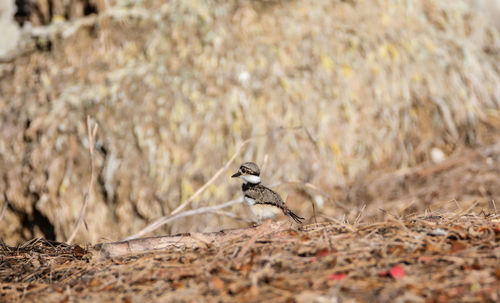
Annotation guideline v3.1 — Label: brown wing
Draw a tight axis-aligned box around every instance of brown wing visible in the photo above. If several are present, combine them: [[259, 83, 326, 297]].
[[244, 185, 286, 210], [244, 184, 305, 223]]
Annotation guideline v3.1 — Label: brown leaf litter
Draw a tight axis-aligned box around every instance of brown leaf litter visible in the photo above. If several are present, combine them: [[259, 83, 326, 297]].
[[1, 213, 499, 302]]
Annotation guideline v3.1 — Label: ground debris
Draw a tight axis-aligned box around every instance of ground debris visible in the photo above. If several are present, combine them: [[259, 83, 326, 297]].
[[1, 214, 499, 302]]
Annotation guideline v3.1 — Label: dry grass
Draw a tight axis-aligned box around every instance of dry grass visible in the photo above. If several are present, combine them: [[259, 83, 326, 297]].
[[0, 0, 499, 245], [2, 2, 500, 301], [1, 141, 499, 302]]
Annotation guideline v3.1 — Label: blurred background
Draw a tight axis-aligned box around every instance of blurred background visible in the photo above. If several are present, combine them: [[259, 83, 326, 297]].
[[0, 0, 499, 245]]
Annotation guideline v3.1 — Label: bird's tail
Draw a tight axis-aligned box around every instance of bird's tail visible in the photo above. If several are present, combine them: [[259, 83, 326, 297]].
[[286, 209, 305, 224]]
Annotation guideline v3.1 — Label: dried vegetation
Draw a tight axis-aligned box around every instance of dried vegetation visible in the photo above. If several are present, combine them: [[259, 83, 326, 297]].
[[1, 134, 500, 302], [0, 0, 500, 300], [1, 211, 499, 302]]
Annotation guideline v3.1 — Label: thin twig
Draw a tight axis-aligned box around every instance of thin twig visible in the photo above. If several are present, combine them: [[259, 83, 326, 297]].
[[311, 198, 317, 225], [124, 198, 245, 241], [456, 200, 480, 217], [171, 139, 251, 216], [0, 194, 9, 222], [123, 139, 251, 240], [67, 116, 98, 244], [124, 127, 308, 240], [354, 203, 366, 226], [324, 216, 356, 232], [208, 210, 253, 223], [322, 227, 334, 252]]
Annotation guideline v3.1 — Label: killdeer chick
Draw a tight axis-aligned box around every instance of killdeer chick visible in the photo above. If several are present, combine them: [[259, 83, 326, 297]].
[[231, 162, 304, 224]]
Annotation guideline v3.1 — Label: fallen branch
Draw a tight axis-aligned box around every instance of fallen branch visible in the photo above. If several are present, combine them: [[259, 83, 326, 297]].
[[97, 221, 256, 257]]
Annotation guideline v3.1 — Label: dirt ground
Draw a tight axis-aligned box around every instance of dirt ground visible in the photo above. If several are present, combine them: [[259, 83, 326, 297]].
[[1, 145, 499, 302]]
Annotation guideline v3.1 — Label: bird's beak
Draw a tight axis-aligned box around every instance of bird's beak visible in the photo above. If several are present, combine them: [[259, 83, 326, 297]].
[[231, 171, 241, 178]]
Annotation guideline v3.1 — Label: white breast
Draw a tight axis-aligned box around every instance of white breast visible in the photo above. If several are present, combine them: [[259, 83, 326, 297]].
[[244, 196, 256, 206], [248, 204, 282, 222]]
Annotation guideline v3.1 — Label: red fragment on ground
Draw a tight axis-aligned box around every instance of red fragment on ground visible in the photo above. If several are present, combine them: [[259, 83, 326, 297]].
[[379, 264, 405, 279], [389, 265, 405, 279], [316, 248, 330, 256], [328, 273, 346, 281]]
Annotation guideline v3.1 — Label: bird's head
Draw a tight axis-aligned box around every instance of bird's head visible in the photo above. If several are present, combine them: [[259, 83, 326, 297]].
[[231, 162, 261, 184]]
